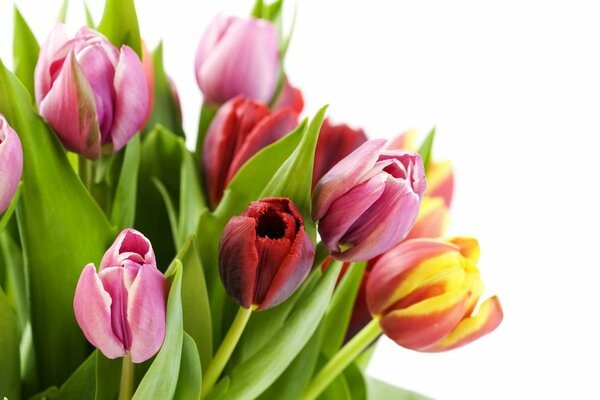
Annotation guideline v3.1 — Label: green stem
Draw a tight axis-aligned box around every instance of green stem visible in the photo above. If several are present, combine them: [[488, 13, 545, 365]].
[[118, 354, 135, 400], [201, 306, 253, 399], [77, 155, 93, 192], [301, 318, 382, 400]]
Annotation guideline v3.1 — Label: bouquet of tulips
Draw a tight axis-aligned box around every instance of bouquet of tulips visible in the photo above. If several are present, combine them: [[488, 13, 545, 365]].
[[0, 1, 503, 399]]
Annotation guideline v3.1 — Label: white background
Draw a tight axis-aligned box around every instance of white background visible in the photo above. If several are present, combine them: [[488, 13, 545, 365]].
[[2, 1, 600, 399]]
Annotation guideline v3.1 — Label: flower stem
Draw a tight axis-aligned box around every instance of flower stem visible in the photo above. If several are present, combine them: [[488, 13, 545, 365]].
[[119, 354, 135, 400], [201, 306, 253, 399], [301, 318, 382, 400], [78, 155, 93, 192]]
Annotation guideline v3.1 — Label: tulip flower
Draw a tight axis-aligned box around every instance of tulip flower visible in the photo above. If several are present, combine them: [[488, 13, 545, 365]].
[[195, 14, 279, 105], [312, 119, 368, 188], [0, 115, 23, 214], [141, 41, 155, 126], [203, 96, 298, 207], [74, 229, 168, 363], [272, 77, 304, 114], [404, 196, 449, 241], [219, 197, 314, 310], [366, 238, 503, 352], [313, 139, 426, 262], [35, 24, 149, 159]]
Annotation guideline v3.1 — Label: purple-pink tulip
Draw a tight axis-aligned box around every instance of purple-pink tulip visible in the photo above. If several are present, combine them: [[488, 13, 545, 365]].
[[0, 115, 23, 214], [219, 198, 314, 310], [74, 229, 168, 363], [195, 14, 279, 105], [313, 139, 427, 262], [35, 24, 149, 160]]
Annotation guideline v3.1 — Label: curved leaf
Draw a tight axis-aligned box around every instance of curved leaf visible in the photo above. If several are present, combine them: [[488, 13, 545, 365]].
[[172, 333, 201, 400], [0, 288, 20, 399], [97, 0, 141, 55]]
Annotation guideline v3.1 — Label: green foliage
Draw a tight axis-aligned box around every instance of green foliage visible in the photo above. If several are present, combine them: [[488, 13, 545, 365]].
[[97, 0, 142, 55], [12, 7, 40, 98], [0, 288, 20, 399], [418, 127, 436, 172]]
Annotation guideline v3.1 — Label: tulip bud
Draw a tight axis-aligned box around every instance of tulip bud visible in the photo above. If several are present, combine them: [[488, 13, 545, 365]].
[[366, 238, 503, 352], [195, 14, 279, 105], [219, 198, 314, 310], [312, 119, 368, 188], [313, 139, 426, 262], [35, 24, 149, 159], [203, 96, 298, 207], [272, 77, 304, 115], [0, 115, 23, 214], [74, 229, 168, 363]]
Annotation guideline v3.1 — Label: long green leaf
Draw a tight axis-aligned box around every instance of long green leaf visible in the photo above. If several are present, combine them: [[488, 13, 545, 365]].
[[177, 151, 205, 247], [84, 2, 95, 28], [56, 0, 69, 22], [97, 0, 141, 55], [211, 263, 341, 400], [366, 378, 433, 400], [417, 127, 436, 172], [0, 224, 28, 331], [12, 6, 40, 98], [110, 134, 140, 230], [0, 288, 20, 399], [133, 261, 184, 399], [95, 353, 121, 400], [172, 332, 202, 400], [0, 59, 115, 388], [0, 183, 22, 233]]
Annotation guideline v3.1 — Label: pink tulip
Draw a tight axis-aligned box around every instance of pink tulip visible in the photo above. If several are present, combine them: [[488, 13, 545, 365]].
[[35, 24, 149, 160], [0, 115, 23, 214], [219, 198, 314, 310], [195, 14, 279, 105], [203, 96, 298, 207], [313, 139, 426, 262], [74, 229, 168, 363], [312, 119, 368, 188], [272, 77, 304, 114]]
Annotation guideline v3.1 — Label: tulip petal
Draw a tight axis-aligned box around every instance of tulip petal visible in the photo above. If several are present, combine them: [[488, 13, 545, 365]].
[[39, 51, 101, 159], [272, 77, 304, 114], [259, 225, 314, 309], [100, 229, 155, 270], [74, 264, 125, 359], [194, 14, 235, 84], [367, 239, 458, 315], [110, 46, 148, 153], [336, 176, 421, 262], [426, 160, 454, 207], [98, 266, 131, 349], [219, 216, 260, 308], [387, 128, 417, 151], [35, 23, 71, 105], [127, 265, 168, 363], [318, 174, 386, 253], [426, 296, 503, 352], [405, 197, 449, 240], [0, 118, 23, 214], [450, 237, 480, 263], [313, 139, 386, 221], [379, 289, 471, 351], [227, 107, 297, 182]]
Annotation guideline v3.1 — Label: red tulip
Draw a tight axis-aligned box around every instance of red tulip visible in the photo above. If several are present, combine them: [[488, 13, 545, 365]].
[[219, 198, 314, 310], [272, 76, 304, 115], [202, 96, 298, 207]]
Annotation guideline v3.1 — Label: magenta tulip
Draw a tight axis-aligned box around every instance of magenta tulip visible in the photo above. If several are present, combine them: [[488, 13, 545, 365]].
[[219, 198, 314, 310], [35, 24, 149, 159], [313, 139, 426, 262], [74, 229, 168, 363], [195, 14, 279, 104], [0, 115, 23, 214], [203, 96, 298, 207]]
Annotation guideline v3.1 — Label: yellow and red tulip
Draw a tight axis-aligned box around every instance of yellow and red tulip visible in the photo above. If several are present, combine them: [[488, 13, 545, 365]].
[[366, 237, 502, 352]]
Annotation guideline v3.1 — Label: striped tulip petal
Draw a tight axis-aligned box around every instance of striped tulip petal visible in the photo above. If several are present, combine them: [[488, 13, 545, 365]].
[[405, 196, 449, 240], [425, 160, 454, 207]]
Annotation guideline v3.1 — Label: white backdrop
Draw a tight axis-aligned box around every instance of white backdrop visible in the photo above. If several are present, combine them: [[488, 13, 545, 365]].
[[2, 1, 600, 399]]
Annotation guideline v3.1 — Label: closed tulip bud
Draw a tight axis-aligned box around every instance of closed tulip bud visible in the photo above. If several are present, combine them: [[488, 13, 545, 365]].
[[219, 198, 314, 310], [272, 77, 304, 114], [35, 24, 149, 160], [313, 139, 426, 262], [203, 96, 298, 207], [404, 196, 449, 241], [74, 229, 168, 363], [0, 115, 23, 214], [366, 238, 503, 352], [312, 119, 368, 188], [195, 14, 279, 105]]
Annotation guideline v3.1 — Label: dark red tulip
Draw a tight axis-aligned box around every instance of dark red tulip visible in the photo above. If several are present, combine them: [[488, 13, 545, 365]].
[[219, 197, 314, 310], [272, 76, 304, 115], [202, 96, 298, 207], [312, 119, 368, 188]]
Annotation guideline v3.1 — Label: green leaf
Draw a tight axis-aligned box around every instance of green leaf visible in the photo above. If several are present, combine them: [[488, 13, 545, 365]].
[[133, 261, 184, 400], [110, 134, 140, 230], [211, 262, 341, 400], [56, 0, 69, 22], [152, 177, 179, 249], [417, 127, 436, 172], [0, 287, 20, 400], [0, 59, 115, 388], [194, 103, 219, 160], [0, 182, 22, 233], [0, 224, 28, 331], [95, 353, 121, 400], [144, 43, 184, 137], [42, 350, 98, 400], [172, 333, 202, 400], [12, 6, 40, 97], [366, 378, 433, 400], [321, 261, 366, 358], [343, 363, 368, 400], [177, 151, 205, 247], [259, 105, 327, 240], [84, 2, 95, 28], [97, 0, 141, 55]]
